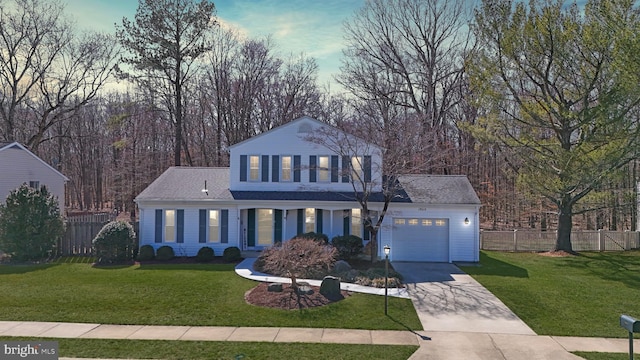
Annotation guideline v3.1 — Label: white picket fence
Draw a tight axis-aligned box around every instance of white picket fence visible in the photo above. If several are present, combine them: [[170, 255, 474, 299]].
[[480, 230, 640, 252]]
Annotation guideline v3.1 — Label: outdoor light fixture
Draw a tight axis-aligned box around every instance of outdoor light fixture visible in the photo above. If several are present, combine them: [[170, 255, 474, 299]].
[[383, 244, 390, 315], [201, 180, 208, 196], [464, 217, 470, 225]]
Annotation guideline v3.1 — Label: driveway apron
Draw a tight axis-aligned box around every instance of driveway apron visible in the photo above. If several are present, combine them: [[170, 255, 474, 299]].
[[393, 262, 535, 335]]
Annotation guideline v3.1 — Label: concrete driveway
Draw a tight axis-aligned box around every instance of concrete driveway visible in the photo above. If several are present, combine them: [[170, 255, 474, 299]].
[[392, 262, 536, 335]]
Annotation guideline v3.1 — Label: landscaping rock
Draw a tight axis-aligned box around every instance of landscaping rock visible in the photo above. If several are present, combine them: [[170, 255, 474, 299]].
[[320, 276, 341, 299], [333, 260, 352, 273], [267, 283, 283, 292], [295, 281, 313, 295]]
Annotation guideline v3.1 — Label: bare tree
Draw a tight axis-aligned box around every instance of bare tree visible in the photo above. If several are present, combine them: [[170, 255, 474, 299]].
[[338, 0, 473, 162], [116, 0, 217, 166], [0, 0, 118, 151]]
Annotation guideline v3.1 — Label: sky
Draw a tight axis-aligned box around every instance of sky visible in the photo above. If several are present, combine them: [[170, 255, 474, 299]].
[[63, 0, 365, 91]]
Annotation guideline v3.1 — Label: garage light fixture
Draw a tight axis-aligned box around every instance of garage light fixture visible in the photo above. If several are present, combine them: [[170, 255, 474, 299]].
[[464, 217, 470, 225]]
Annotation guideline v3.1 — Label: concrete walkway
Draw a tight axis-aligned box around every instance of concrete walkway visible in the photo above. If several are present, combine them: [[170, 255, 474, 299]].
[[1, 320, 639, 360]]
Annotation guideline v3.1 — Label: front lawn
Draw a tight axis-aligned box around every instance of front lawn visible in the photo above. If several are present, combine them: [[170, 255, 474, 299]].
[[0, 261, 422, 331], [459, 251, 640, 338]]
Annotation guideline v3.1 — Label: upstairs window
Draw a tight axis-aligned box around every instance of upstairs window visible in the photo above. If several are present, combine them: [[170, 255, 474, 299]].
[[281, 156, 292, 181], [249, 155, 260, 181], [29, 181, 40, 189], [318, 156, 329, 182], [351, 156, 362, 181]]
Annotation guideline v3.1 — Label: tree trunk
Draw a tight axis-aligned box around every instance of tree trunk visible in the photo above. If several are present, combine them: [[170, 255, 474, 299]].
[[369, 229, 378, 263], [555, 198, 574, 253]]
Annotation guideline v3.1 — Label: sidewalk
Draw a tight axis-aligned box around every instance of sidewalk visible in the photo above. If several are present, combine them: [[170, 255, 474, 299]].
[[1, 320, 639, 360]]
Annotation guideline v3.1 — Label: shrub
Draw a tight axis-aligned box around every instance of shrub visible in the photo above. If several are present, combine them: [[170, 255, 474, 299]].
[[137, 245, 155, 261], [296, 231, 329, 244], [196, 246, 215, 262], [0, 184, 64, 262], [92, 221, 137, 264], [223, 246, 241, 262], [331, 235, 364, 260], [155, 245, 175, 261], [254, 237, 337, 279]]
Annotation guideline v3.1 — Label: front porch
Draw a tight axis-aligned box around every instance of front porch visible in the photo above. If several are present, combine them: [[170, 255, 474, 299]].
[[238, 207, 377, 251]]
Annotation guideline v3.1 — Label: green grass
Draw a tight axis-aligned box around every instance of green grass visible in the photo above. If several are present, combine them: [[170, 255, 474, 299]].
[[574, 352, 632, 360], [459, 251, 640, 338], [0, 337, 419, 360], [0, 261, 422, 331]]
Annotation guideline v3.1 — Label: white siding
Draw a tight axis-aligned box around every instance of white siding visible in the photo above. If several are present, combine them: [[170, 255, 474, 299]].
[[380, 205, 479, 263], [0, 144, 67, 212], [138, 205, 240, 257], [230, 117, 383, 193]]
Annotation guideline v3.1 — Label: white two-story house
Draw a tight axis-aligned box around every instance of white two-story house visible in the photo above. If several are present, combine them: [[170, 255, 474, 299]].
[[135, 116, 481, 262]]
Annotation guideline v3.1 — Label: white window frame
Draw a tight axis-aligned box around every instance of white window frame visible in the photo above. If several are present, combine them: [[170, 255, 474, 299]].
[[258, 209, 273, 245], [165, 209, 176, 243], [208, 210, 220, 243], [249, 155, 260, 181], [318, 155, 329, 182], [29, 181, 40, 189], [351, 208, 361, 237], [281, 155, 292, 182], [305, 208, 315, 233], [351, 156, 362, 181]]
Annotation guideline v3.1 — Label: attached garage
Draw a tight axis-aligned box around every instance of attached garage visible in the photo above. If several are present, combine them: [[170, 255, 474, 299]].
[[392, 218, 449, 262]]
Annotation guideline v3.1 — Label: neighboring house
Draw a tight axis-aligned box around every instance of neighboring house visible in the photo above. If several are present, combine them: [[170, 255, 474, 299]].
[[0, 142, 69, 213], [135, 116, 481, 262]]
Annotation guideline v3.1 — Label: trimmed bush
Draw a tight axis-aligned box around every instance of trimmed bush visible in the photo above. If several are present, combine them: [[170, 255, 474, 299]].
[[296, 231, 329, 244], [196, 246, 215, 262], [331, 235, 364, 260], [137, 245, 155, 261], [222, 246, 241, 262], [155, 245, 175, 261], [92, 220, 137, 264]]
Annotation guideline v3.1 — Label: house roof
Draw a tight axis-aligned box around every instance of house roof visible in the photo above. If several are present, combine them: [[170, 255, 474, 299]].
[[135, 167, 232, 201], [397, 175, 481, 205], [136, 167, 480, 206], [0, 141, 69, 181]]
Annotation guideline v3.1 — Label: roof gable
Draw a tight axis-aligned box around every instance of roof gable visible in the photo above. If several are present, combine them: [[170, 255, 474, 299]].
[[229, 116, 383, 153], [0, 142, 69, 182]]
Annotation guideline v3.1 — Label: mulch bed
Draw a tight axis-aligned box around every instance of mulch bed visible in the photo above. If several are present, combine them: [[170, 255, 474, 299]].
[[538, 250, 577, 257], [245, 282, 351, 310]]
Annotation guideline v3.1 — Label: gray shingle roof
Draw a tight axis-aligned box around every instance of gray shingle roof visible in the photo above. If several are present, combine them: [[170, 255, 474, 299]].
[[135, 167, 232, 201], [135, 168, 480, 206], [397, 175, 481, 205]]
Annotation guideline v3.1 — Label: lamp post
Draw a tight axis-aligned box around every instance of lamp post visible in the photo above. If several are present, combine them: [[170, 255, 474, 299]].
[[383, 244, 390, 315]]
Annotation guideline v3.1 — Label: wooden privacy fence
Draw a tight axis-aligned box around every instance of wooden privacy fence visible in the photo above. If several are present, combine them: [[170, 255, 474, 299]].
[[58, 218, 139, 256], [481, 230, 640, 252]]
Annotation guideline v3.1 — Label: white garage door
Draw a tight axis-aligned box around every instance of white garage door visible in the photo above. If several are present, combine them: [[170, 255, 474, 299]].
[[392, 218, 449, 262]]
